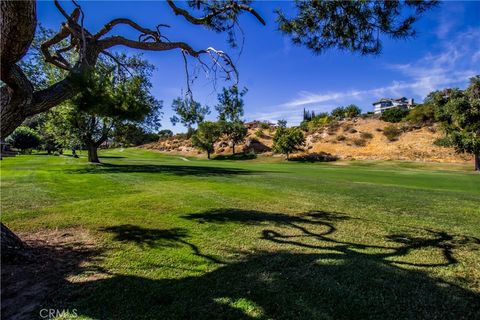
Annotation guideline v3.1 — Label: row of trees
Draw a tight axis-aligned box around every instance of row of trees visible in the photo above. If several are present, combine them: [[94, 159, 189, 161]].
[[300, 104, 362, 132], [171, 85, 248, 159]]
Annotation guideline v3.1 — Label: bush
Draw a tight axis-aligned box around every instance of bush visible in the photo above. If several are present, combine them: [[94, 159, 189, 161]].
[[380, 107, 409, 123], [349, 128, 357, 134], [288, 152, 338, 162], [307, 115, 332, 131], [360, 132, 373, 139], [7, 126, 41, 152], [433, 137, 452, 147], [259, 121, 270, 130], [331, 107, 345, 119], [405, 104, 436, 126], [255, 129, 264, 138], [344, 104, 362, 118], [336, 135, 346, 141], [352, 138, 367, 146], [383, 125, 402, 141]]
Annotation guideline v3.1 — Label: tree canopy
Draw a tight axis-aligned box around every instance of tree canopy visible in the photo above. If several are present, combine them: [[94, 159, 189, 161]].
[[432, 76, 480, 170], [215, 86, 247, 122], [1, 0, 438, 139]]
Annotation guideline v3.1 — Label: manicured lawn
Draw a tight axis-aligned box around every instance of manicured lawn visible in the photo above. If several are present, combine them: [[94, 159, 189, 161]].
[[1, 149, 479, 319]]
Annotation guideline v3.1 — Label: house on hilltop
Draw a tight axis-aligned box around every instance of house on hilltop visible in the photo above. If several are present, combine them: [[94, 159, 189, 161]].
[[373, 97, 414, 114]]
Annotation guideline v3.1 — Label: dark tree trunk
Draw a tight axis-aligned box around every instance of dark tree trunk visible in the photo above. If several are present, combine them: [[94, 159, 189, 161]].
[[232, 144, 235, 154], [87, 142, 100, 163], [475, 153, 480, 171], [207, 151, 211, 159], [1, 223, 25, 259]]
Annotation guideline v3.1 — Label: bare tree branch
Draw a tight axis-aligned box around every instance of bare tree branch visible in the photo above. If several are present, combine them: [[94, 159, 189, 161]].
[[166, 0, 266, 26]]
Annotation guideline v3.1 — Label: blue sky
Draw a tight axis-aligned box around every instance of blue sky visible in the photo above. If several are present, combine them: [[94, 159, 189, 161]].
[[38, 1, 480, 132]]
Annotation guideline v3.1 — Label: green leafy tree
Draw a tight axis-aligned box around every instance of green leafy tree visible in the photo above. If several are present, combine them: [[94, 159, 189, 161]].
[[273, 127, 305, 159], [277, 1, 438, 55], [380, 108, 409, 123], [191, 121, 223, 159], [220, 121, 248, 154], [171, 97, 210, 135], [158, 129, 174, 141], [434, 76, 480, 171], [344, 105, 362, 118], [7, 126, 40, 153], [405, 104, 436, 126], [114, 123, 159, 147], [331, 107, 346, 119], [277, 119, 287, 129], [215, 86, 248, 122], [40, 55, 161, 163]]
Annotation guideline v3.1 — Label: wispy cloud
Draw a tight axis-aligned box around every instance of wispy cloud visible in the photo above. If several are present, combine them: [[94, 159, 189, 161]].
[[254, 28, 479, 125], [435, 2, 465, 39]]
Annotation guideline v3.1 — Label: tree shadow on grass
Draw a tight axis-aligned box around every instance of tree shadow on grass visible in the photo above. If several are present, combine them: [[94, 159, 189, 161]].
[[65, 209, 480, 319], [98, 156, 126, 159], [4, 211, 480, 319], [1, 229, 105, 320], [99, 224, 225, 265], [213, 153, 257, 161], [66, 163, 261, 176]]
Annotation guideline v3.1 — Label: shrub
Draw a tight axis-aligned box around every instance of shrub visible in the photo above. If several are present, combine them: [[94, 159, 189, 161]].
[[405, 104, 436, 126], [288, 152, 338, 162], [331, 106, 345, 119], [255, 129, 264, 138], [349, 128, 358, 134], [360, 132, 373, 139], [344, 104, 362, 118], [259, 121, 270, 130], [327, 121, 341, 133], [7, 126, 41, 152], [299, 121, 309, 131], [352, 138, 367, 146], [307, 115, 332, 131], [383, 125, 402, 141], [380, 107, 409, 123], [433, 137, 452, 147], [336, 135, 346, 141]]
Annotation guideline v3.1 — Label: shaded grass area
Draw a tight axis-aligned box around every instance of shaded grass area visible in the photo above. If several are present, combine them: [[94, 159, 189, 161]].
[[1, 148, 479, 319]]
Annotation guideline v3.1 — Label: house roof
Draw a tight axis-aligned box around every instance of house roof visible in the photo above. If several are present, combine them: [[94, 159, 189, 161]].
[[372, 97, 408, 105]]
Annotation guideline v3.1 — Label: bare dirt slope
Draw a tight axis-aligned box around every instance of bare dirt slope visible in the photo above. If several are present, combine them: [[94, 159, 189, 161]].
[[141, 119, 471, 163]]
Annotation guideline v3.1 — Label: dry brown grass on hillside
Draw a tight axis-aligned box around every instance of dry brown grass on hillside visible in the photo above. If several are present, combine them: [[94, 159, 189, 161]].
[[307, 119, 471, 163], [140, 119, 471, 163]]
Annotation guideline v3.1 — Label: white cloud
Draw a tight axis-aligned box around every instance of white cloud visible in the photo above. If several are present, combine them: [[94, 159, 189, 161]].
[[258, 28, 480, 125]]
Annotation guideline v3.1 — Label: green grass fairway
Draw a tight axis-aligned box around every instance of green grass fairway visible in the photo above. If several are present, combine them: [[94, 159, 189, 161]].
[[2, 149, 479, 319]]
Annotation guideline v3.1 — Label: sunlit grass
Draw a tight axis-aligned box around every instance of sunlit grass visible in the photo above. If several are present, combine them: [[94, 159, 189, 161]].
[[1, 148, 479, 319]]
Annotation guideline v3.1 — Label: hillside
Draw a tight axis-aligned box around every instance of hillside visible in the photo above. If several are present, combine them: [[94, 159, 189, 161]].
[[141, 118, 472, 163]]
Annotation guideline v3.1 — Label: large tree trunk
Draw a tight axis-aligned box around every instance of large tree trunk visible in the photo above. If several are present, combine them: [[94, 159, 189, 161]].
[[87, 142, 100, 163], [1, 223, 25, 259], [0, 0, 33, 249], [475, 153, 480, 171], [1, 0, 37, 140], [0, 1, 36, 79]]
